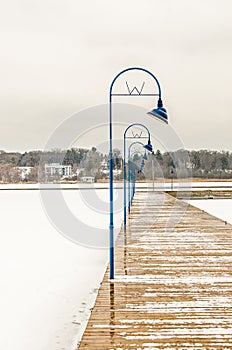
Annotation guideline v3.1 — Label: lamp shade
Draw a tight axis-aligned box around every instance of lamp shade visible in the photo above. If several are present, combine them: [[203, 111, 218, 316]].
[[144, 143, 153, 153], [148, 107, 168, 124], [148, 97, 168, 124]]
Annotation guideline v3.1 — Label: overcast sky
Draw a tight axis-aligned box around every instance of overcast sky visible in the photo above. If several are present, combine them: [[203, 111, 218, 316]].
[[1, 0, 232, 152]]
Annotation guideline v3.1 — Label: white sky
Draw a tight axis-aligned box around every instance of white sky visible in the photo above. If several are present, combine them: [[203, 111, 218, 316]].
[[0, 0, 232, 152]]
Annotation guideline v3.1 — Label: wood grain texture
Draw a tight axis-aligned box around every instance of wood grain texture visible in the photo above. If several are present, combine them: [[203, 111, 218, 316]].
[[78, 192, 232, 349]]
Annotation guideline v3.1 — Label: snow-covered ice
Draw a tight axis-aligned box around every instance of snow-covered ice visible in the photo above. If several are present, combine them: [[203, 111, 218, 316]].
[[0, 183, 232, 350], [188, 199, 232, 225], [0, 188, 123, 350]]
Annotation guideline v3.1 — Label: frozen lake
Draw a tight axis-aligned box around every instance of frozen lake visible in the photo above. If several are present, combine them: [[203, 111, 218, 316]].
[[188, 198, 232, 225], [0, 184, 232, 350], [0, 188, 123, 350]]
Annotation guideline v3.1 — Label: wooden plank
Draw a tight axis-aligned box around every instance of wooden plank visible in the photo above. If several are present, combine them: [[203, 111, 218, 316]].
[[78, 192, 232, 349]]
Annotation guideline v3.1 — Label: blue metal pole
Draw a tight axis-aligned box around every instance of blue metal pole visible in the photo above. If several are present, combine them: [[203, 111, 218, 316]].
[[130, 149, 142, 202], [130, 164, 133, 206], [130, 163, 133, 203], [123, 136, 127, 226], [109, 95, 114, 280], [127, 142, 144, 213], [123, 123, 151, 226], [132, 165, 135, 200], [128, 156, 131, 213], [133, 173, 135, 198]]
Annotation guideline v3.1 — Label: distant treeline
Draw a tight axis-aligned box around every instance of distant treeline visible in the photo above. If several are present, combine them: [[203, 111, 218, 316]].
[[0, 148, 231, 182], [143, 149, 232, 179]]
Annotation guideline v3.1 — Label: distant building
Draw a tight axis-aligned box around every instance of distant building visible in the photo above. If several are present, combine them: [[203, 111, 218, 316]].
[[80, 176, 95, 183], [45, 163, 72, 177]]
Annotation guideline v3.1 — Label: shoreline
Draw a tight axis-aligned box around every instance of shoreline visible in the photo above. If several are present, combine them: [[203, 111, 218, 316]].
[[0, 177, 232, 186], [0, 180, 232, 192]]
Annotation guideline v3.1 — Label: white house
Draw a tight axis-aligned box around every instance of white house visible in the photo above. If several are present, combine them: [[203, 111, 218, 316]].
[[80, 176, 95, 183], [45, 163, 72, 177]]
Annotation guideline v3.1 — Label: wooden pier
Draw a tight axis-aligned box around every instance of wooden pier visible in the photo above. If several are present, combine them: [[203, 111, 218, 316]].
[[78, 192, 232, 349]]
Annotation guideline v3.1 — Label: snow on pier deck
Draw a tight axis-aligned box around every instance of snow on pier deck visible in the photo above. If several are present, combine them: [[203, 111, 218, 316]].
[[78, 192, 232, 349]]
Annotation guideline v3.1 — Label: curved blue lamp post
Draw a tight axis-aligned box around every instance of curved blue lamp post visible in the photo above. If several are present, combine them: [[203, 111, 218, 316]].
[[123, 123, 152, 227], [127, 141, 151, 215], [127, 148, 145, 211], [131, 150, 148, 201], [109, 67, 168, 279]]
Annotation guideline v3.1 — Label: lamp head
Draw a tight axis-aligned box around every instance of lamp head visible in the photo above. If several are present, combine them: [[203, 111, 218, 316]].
[[148, 98, 168, 124], [143, 152, 147, 160], [143, 139, 153, 153]]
